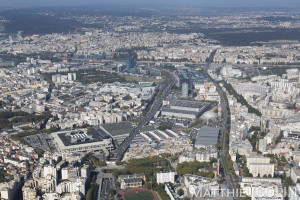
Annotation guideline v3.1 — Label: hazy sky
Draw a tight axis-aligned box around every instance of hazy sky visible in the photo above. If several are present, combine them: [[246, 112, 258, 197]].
[[0, 0, 300, 8]]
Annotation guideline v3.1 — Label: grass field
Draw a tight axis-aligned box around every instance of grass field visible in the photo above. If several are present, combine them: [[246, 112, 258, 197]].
[[124, 192, 155, 200]]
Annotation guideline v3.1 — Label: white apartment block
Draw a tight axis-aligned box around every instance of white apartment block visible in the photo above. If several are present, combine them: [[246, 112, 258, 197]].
[[289, 184, 300, 200], [249, 163, 274, 177], [156, 171, 175, 184], [247, 155, 271, 169]]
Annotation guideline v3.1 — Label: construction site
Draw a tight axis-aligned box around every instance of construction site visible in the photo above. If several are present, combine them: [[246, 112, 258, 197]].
[[122, 129, 193, 161]]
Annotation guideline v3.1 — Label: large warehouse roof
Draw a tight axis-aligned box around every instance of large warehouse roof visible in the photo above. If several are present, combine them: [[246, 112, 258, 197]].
[[100, 122, 156, 137], [101, 122, 134, 136], [194, 127, 220, 147], [172, 100, 209, 109]]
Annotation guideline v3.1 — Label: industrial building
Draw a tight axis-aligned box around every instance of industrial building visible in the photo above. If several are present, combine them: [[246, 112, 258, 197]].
[[51, 129, 113, 155], [161, 99, 211, 119], [193, 127, 220, 148], [123, 129, 192, 161], [99, 122, 157, 144], [100, 122, 135, 144], [139, 129, 182, 143]]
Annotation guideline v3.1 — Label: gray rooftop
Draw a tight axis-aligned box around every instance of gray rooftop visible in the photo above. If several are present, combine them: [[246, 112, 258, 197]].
[[162, 108, 199, 115], [195, 127, 220, 146], [57, 128, 110, 146], [123, 177, 143, 184], [171, 100, 209, 109], [101, 122, 134, 136]]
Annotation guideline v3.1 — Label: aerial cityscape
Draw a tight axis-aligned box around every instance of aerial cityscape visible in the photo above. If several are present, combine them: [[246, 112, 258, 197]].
[[0, 0, 300, 200]]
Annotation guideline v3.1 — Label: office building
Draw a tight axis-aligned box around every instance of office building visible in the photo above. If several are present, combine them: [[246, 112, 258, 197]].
[[126, 57, 135, 72]]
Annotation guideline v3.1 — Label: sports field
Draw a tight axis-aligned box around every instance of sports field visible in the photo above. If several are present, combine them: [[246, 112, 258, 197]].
[[124, 192, 156, 200]]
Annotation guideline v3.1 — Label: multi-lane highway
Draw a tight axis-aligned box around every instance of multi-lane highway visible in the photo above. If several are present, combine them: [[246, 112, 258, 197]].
[[112, 62, 238, 198], [99, 178, 114, 200], [203, 64, 238, 199], [94, 166, 115, 200], [113, 71, 176, 160]]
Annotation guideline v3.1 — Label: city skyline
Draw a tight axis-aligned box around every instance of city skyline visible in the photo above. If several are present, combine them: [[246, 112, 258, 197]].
[[1, 0, 300, 8], [0, 1, 299, 200]]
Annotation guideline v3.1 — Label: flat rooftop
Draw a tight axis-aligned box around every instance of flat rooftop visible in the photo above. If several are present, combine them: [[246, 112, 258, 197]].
[[101, 122, 156, 137], [162, 108, 199, 115], [195, 127, 220, 146], [101, 122, 134, 136], [171, 100, 209, 109], [141, 126, 156, 132], [57, 129, 110, 147]]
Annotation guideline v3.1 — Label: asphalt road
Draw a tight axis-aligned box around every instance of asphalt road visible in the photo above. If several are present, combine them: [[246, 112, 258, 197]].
[[113, 71, 176, 160], [204, 64, 238, 199], [94, 167, 115, 200], [99, 178, 113, 200]]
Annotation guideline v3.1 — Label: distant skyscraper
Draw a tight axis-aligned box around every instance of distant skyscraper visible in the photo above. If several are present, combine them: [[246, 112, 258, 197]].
[[126, 57, 135, 72], [17, 31, 23, 39], [182, 82, 189, 98]]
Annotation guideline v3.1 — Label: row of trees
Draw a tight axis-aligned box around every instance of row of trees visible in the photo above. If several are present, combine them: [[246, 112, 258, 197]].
[[176, 161, 212, 176], [85, 173, 97, 200], [0, 111, 52, 130], [222, 81, 262, 116], [112, 156, 174, 200], [87, 154, 106, 170], [156, 184, 171, 200], [113, 156, 173, 180]]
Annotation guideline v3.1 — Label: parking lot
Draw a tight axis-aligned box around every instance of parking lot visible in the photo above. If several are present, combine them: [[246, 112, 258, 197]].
[[24, 133, 51, 151]]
